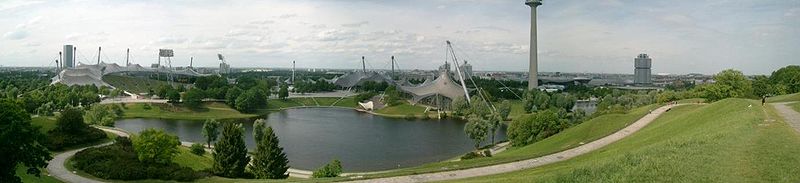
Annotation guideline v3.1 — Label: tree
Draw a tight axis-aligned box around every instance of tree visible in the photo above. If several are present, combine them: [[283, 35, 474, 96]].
[[84, 104, 122, 126], [253, 119, 267, 142], [312, 159, 343, 178], [702, 69, 752, 101], [55, 107, 89, 133], [507, 109, 565, 147], [464, 115, 490, 150], [166, 90, 181, 103], [225, 86, 243, 107], [450, 97, 469, 116], [132, 128, 180, 164], [202, 119, 221, 148], [156, 85, 172, 98], [278, 84, 289, 100], [235, 88, 266, 113], [0, 99, 52, 183], [487, 113, 502, 145], [751, 75, 773, 97], [497, 100, 512, 120], [183, 88, 205, 108], [250, 126, 290, 179], [770, 65, 800, 93], [212, 123, 250, 178]]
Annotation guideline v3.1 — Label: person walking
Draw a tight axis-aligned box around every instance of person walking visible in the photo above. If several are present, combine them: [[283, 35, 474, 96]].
[[762, 96, 767, 106]]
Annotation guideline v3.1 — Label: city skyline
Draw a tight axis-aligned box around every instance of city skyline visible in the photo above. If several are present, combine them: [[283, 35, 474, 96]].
[[1, 0, 798, 75]]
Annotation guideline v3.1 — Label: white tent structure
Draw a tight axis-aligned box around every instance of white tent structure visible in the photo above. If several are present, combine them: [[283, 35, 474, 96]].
[[51, 62, 209, 87], [399, 68, 468, 104]]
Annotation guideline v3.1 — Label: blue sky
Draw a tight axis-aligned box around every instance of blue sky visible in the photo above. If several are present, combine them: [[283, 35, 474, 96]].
[[0, 0, 798, 74]]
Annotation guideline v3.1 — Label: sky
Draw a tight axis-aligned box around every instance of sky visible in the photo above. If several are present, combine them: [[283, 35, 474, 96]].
[[0, 0, 798, 75]]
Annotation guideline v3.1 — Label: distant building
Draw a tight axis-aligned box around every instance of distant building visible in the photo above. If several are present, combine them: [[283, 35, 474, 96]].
[[63, 45, 74, 68], [459, 61, 473, 78], [219, 62, 231, 74], [634, 53, 652, 85]]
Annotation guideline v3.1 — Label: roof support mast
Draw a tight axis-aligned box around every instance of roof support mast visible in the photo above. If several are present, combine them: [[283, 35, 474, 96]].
[[446, 40, 471, 103], [97, 47, 101, 64]]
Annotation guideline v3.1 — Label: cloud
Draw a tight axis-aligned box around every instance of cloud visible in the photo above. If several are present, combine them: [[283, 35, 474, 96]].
[[277, 14, 298, 19], [3, 30, 28, 40], [341, 21, 369, 28], [316, 29, 359, 41]]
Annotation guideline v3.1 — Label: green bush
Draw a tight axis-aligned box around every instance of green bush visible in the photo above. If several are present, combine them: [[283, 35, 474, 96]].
[[190, 143, 205, 155], [312, 159, 343, 178], [46, 108, 107, 150], [72, 137, 208, 181], [142, 103, 152, 110], [460, 151, 482, 160]]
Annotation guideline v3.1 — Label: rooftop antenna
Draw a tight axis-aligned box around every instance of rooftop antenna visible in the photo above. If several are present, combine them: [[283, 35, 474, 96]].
[[97, 47, 101, 64], [361, 56, 366, 73]]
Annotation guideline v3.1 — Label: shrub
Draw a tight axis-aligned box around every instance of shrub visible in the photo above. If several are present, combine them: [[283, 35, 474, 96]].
[[190, 143, 205, 155], [312, 159, 343, 178], [46, 108, 107, 150], [131, 129, 180, 164], [142, 103, 152, 110], [72, 137, 208, 181], [460, 152, 481, 160]]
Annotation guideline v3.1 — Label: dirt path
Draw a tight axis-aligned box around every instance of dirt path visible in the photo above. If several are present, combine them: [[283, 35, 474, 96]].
[[772, 102, 800, 133], [346, 104, 683, 183]]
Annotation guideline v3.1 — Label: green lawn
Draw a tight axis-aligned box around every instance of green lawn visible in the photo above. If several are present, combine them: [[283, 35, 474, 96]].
[[332, 97, 358, 108], [507, 100, 527, 120], [173, 147, 214, 171], [352, 103, 660, 179], [767, 93, 800, 103], [315, 97, 343, 106], [452, 99, 800, 182], [15, 165, 62, 183], [122, 102, 257, 120], [790, 102, 800, 113], [375, 102, 428, 116], [31, 116, 57, 133]]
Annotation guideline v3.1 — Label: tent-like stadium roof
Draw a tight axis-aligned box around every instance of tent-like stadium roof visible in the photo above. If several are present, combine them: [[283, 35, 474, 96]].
[[399, 69, 467, 104], [333, 71, 394, 88], [51, 62, 209, 87]]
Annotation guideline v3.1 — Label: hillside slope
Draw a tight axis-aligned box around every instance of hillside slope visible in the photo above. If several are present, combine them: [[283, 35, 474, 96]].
[[451, 99, 800, 182]]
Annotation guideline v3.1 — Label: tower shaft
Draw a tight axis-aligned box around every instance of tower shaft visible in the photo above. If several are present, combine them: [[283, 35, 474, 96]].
[[526, 0, 542, 90]]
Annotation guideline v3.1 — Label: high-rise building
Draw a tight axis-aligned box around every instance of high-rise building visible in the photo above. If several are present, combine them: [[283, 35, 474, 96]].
[[459, 61, 473, 78], [634, 53, 652, 85], [63, 45, 74, 68]]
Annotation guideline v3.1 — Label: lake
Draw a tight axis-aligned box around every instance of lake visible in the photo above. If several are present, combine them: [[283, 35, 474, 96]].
[[115, 107, 506, 171]]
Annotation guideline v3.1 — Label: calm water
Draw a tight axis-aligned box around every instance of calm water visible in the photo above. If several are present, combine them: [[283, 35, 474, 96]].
[[115, 108, 506, 171]]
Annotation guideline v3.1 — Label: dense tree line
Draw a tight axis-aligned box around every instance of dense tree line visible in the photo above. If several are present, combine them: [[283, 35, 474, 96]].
[[293, 79, 336, 94]]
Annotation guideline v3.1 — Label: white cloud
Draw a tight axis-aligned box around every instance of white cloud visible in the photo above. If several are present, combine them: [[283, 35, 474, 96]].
[[3, 30, 28, 40]]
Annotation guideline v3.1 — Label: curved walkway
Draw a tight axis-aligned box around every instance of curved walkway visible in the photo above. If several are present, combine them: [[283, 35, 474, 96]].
[[46, 127, 129, 183], [772, 102, 800, 133], [347, 103, 683, 183]]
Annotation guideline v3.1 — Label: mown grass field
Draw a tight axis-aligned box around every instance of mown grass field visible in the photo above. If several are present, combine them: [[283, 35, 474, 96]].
[[767, 93, 800, 103], [31, 116, 57, 133], [122, 102, 257, 120], [352, 103, 660, 179], [173, 147, 214, 171], [375, 102, 428, 116], [790, 102, 800, 113], [451, 99, 800, 182]]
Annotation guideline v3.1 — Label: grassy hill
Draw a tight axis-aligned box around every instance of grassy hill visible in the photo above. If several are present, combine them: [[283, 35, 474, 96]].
[[451, 99, 800, 182], [767, 93, 800, 103]]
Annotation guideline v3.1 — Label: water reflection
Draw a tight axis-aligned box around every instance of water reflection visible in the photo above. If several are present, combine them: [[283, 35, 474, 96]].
[[115, 108, 506, 171]]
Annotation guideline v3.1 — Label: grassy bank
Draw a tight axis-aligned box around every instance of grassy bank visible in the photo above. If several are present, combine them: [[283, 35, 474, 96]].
[[122, 102, 257, 120], [767, 93, 800, 103], [453, 99, 800, 182], [350, 103, 660, 179], [15, 165, 62, 183]]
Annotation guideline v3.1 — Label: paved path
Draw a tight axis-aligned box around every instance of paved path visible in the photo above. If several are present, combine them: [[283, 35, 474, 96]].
[[772, 102, 800, 133], [46, 127, 129, 183], [347, 104, 683, 183]]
